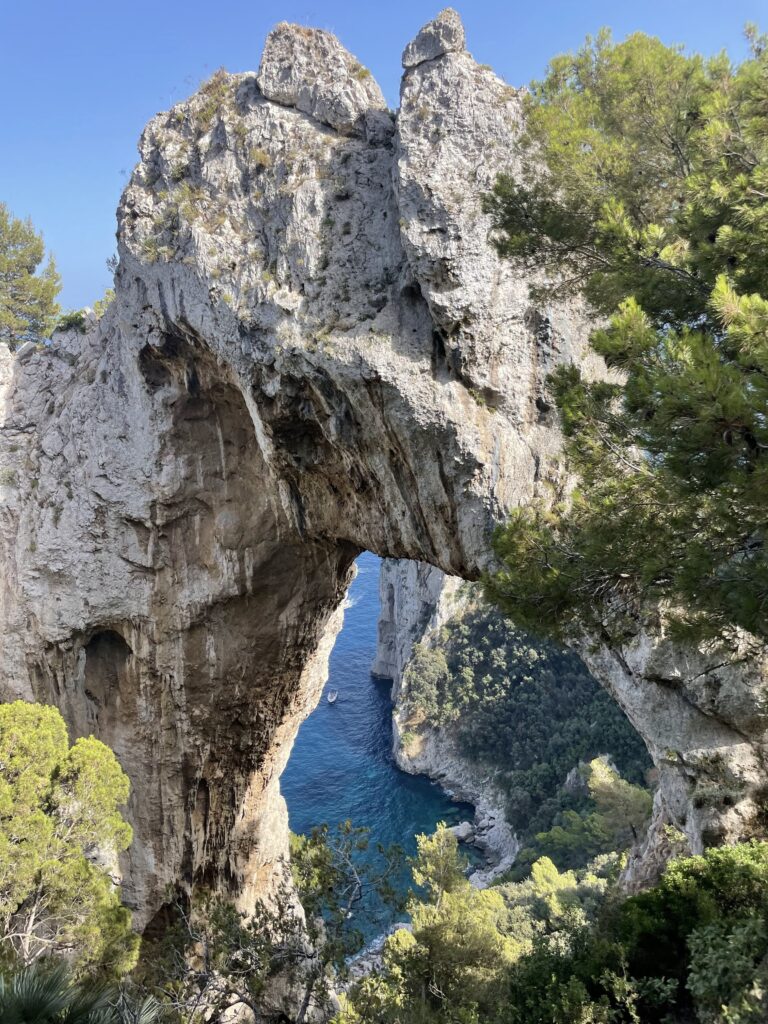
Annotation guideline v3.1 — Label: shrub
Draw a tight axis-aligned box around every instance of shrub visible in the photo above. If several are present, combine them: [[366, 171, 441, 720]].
[[0, 702, 137, 977], [55, 310, 87, 333], [250, 147, 272, 169]]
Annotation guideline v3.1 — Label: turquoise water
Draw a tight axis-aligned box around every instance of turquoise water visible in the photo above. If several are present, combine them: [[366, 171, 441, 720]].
[[281, 552, 473, 930]]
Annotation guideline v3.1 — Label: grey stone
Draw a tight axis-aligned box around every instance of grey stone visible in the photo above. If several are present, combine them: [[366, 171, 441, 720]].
[[257, 22, 387, 135], [402, 9, 466, 68], [15, 341, 37, 363], [450, 820, 475, 842], [0, 9, 763, 952]]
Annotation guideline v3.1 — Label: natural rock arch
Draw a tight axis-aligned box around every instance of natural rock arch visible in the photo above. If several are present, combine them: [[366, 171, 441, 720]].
[[0, 9, 765, 929]]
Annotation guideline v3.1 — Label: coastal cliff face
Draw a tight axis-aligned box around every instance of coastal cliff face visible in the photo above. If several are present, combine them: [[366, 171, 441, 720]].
[[377, 557, 768, 885], [0, 11, 590, 928], [578, 620, 768, 880], [372, 559, 462, 700], [374, 558, 518, 884], [394, 715, 521, 888], [0, 8, 764, 931]]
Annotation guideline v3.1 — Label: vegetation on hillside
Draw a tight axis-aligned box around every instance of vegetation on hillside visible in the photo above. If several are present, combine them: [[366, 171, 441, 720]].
[[509, 756, 653, 879], [483, 27, 768, 644], [134, 823, 404, 1023], [2, 20, 768, 1024], [400, 595, 651, 849], [0, 203, 61, 350], [339, 828, 768, 1024], [0, 704, 404, 1022]]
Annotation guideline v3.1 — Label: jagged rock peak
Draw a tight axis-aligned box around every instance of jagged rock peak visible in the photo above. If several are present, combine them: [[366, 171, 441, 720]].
[[257, 21, 387, 136], [402, 8, 466, 68]]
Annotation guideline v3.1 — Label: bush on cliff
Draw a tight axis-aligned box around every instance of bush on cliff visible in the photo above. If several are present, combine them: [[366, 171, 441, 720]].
[[134, 822, 405, 1023], [500, 841, 768, 1023], [512, 757, 652, 876], [401, 598, 651, 848], [340, 835, 768, 1024]]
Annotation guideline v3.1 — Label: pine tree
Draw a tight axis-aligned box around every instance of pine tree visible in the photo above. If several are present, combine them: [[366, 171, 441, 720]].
[[0, 702, 137, 976], [0, 203, 61, 349], [484, 28, 768, 643]]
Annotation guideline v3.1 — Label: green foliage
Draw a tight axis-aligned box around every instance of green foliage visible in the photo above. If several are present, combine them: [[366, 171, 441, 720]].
[[340, 829, 620, 1023], [0, 960, 115, 1023], [136, 822, 403, 1022], [196, 68, 231, 132], [0, 702, 137, 977], [410, 823, 470, 900], [516, 758, 652, 875], [0, 203, 61, 349], [291, 821, 405, 963], [56, 310, 88, 333], [498, 841, 768, 1024], [617, 842, 768, 1000], [341, 829, 768, 1022], [93, 289, 115, 319], [0, 961, 158, 1024], [341, 825, 518, 1023], [402, 646, 448, 723], [484, 28, 768, 643], [134, 890, 299, 1022], [687, 918, 768, 1022], [402, 596, 650, 844], [500, 854, 621, 943]]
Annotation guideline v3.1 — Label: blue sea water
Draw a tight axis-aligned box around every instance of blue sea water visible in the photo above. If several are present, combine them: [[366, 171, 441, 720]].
[[281, 551, 474, 930]]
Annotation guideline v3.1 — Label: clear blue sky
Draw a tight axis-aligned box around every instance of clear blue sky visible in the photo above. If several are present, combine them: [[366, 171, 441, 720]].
[[1, 0, 764, 310]]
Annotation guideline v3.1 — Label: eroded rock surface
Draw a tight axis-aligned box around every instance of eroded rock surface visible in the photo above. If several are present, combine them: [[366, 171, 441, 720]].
[[372, 559, 519, 883], [372, 558, 462, 698], [402, 7, 466, 68], [579, 616, 768, 873], [0, 9, 765, 936], [257, 22, 387, 136], [0, 11, 587, 929]]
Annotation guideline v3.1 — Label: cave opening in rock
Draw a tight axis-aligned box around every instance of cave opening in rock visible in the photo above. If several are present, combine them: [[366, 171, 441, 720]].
[[83, 629, 132, 709]]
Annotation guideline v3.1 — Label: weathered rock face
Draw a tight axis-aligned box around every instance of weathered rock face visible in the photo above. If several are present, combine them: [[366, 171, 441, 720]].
[[0, 10, 590, 929], [372, 560, 520, 883], [376, 559, 768, 886], [371, 560, 521, 884], [372, 558, 462, 699], [0, 8, 764, 933], [0, 331, 354, 926], [578, 617, 768, 870]]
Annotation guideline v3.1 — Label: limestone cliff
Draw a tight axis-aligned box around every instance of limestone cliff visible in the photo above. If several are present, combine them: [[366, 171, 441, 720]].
[[0, 9, 765, 933], [372, 559, 462, 700], [577, 617, 768, 879], [373, 558, 518, 884]]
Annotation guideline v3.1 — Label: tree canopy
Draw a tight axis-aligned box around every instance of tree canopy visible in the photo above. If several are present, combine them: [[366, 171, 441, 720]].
[[399, 594, 650, 842], [0, 204, 60, 350], [0, 701, 137, 977], [340, 831, 768, 1024], [484, 28, 768, 644]]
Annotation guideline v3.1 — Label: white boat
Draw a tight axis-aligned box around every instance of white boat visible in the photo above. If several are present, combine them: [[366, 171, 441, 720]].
[[327, 689, 338, 704]]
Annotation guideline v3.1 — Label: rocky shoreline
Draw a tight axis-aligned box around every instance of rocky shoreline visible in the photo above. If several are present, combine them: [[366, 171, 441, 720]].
[[343, 692, 519, 984], [373, 558, 520, 888], [392, 713, 519, 887]]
